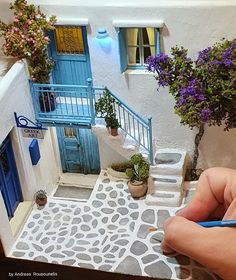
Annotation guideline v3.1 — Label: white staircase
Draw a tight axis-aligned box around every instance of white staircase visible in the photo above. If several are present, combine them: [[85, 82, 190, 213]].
[[145, 148, 188, 207]]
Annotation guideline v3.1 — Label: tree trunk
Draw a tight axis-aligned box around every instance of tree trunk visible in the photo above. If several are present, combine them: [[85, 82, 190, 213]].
[[190, 123, 205, 180]]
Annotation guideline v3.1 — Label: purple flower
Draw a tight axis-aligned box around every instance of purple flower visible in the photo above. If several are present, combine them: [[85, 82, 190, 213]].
[[200, 109, 212, 122], [145, 53, 169, 73], [196, 47, 211, 65]]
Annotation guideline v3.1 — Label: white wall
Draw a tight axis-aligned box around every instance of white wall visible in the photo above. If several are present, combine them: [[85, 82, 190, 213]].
[[0, 60, 60, 254], [1, 0, 236, 170]]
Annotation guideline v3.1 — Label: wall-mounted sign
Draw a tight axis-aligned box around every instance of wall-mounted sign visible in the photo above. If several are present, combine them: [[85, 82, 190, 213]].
[[21, 128, 44, 139]]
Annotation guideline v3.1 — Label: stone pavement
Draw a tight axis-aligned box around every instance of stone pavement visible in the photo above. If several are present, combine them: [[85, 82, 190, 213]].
[[10, 171, 220, 279]]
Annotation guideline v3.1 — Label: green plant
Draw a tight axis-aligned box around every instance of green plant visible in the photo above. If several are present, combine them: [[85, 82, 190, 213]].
[[0, 0, 56, 83], [35, 189, 47, 200], [125, 153, 150, 182], [95, 89, 120, 129], [111, 162, 133, 172]]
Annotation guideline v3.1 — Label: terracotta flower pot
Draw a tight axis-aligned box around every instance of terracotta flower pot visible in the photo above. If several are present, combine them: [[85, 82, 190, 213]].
[[110, 127, 118, 136], [36, 197, 47, 206], [128, 180, 148, 198]]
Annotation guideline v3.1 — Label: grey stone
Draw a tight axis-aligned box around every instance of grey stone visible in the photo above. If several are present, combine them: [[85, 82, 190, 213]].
[[92, 211, 101, 217], [76, 253, 91, 261], [92, 219, 98, 228], [74, 208, 81, 215], [54, 213, 62, 220], [29, 252, 34, 257], [53, 221, 61, 228], [130, 241, 148, 256], [99, 264, 112, 271], [157, 210, 171, 228], [49, 202, 56, 207], [52, 237, 56, 241], [20, 231, 27, 238], [44, 221, 52, 230], [117, 207, 128, 215], [118, 198, 126, 205], [115, 256, 141, 275], [102, 217, 108, 223], [102, 178, 110, 183], [86, 233, 98, 238], [108, 225, 118, 230], [59, 203, 67, 207], [111, 214, 119, 223], [155, 152, 181, 164], [43, 216, 51, 220], [152, 245, 163, 254], [150, 232, 164, 243], [81, 224, 90, 231], [76, 240, 90, 245], [94, 256, 102, 264], [120, 191, 124, 197], [70, 225, 77, 236], [41, 237, 50, 245], [192, 269, 215, 280], [72, 246, 86, 252], [118, 228, 126, 233], [93, 240, 99, 246], [142, 254, 159, 264], [62, 250, 75, 257], [57, 237, 65, 243], [128, 203, 139, 209], [110, 190, 117, 199], [84, 206, 91, 212], [175, 267, 191, 279], [36, 232, 43, 241], [32, 243, 43, 252], [51, 253, 65, 258], [89, 247, 99, 253], [99, 228, 105, 235], [98, 184, 103, 191], [65, 239, 75, 248], [59, 230, 68, 236], [110, 245, 119, 253], [75, 233, 84, 239], [72, 217, 81, 224], [141, 209, 155, 224], [62, 208, 72, 213], [119, 248, 126, 258], [32, 226, 39, 234], [62, 260, 75, 266], [78, 263, 94, 269], [108, 201, 117, 207], [121, 234, 129, 238], [115, 239, 129, 246], [96, 193, 106, 199], [144, 260, 172, 278], [46, 231, 56, 235], [56, 245, 62, 250], [45, 245, 54, 253], [110, 234, 119, 241], [101, 208, 114, 214], [33, 256, 48, 262], [105, 186, 112, 192], [104, 253, 115, 258], [102, 244, 111, 253], [101, 235, 108, 245], [33, 214, 40, 219], [52, 207, 59, 213], [92, 200, 103, 208], [12, 251, 25, 257], [129, 221, 135, 231], [167, 255, 190, 265], [116, 183, 124, 189], [38, 220, 44, 225], [28, 222, 35, 228], [63, 215, 71, 222], [130, 212, 139, 220], [119, 218, 129, 225]]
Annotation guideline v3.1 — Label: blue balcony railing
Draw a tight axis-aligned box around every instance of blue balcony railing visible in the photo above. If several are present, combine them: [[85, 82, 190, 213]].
[[30, 79, 153, 164]]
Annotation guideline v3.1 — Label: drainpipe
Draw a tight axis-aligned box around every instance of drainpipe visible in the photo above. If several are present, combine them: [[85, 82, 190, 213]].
[[87, 78, 95, 125], [147, 116, 154, 165]]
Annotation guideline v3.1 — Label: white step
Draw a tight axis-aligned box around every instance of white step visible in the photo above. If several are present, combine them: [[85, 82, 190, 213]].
[[148, 174, 184, 193], [145, 190, 183, 207]]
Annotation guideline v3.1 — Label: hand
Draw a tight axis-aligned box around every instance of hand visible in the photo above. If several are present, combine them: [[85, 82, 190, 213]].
[[161, 167, 236, 280]]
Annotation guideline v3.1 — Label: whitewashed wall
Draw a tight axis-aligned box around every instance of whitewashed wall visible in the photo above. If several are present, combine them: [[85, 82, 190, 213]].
[[0, 61, 60, 254], [1, 0, 236, 170]]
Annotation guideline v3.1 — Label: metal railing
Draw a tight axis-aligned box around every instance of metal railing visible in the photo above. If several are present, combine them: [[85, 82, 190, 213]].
[[30, 79, 153, 164]]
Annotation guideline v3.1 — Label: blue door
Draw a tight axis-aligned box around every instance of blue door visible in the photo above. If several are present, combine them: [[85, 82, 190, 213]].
[[0, 136, 23, 219], [49, 25, 100, 173], [57, 127, 100, 174]]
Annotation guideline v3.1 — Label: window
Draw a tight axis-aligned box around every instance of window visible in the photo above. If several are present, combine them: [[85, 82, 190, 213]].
[[118, 27, 160, 72]]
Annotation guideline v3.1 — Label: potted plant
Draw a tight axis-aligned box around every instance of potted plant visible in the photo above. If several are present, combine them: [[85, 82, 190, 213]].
[[108, 161, 133, 179], [95, 89, 120, 136], [35, 189, 47, 206], [125, 153, 150, 198], [0, 0, 56, 112]]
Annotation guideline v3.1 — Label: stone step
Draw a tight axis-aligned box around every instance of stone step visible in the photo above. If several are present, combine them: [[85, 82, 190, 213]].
[[148, 174, 183, 193], [145, 190, 184, 207]]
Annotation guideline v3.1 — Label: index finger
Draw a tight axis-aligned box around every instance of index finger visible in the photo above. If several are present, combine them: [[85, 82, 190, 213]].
[[178, 167, 235, 221]]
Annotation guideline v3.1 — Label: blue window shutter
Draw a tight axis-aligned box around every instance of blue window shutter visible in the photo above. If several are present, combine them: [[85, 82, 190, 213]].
[[118, 28, 127, 73], [155, 28, 161, 55]]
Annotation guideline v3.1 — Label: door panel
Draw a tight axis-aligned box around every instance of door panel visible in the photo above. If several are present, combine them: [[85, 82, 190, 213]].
[[57, 127, 100, 174], [0, 136, 23, 219]]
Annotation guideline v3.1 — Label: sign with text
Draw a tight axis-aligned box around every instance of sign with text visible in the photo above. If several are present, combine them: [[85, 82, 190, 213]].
[[21, 128, 44, 139]]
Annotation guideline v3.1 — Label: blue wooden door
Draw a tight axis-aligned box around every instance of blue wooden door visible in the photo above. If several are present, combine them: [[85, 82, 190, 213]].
[[49, 25, 100, 174], [0, 136, 23, 219], [57, 127, 100, 174]]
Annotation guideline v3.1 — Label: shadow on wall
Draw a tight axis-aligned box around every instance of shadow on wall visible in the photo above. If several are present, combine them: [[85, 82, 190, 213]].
[[199, 125, 236, 169]]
